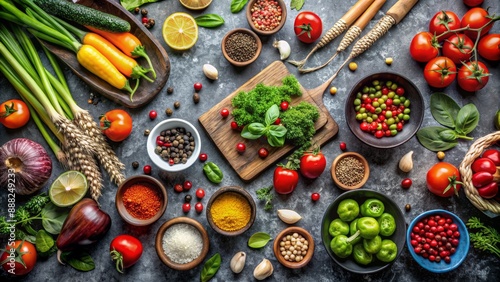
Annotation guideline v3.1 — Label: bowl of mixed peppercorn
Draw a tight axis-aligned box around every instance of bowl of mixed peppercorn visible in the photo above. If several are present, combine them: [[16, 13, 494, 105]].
[[221, 28, 262, 67], [246, 0, 287, 36]]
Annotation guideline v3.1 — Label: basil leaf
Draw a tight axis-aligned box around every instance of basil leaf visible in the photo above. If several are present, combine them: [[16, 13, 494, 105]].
[[200, 253, 221, 282], [195, 14, 225, 28], [438, 129, 458, 142], [241, 125, 263, 139], [120, 0, 160, 11], [61, 251, 95, 272], [203, 162, 223, 184], [430, 93, 460, 128], [248, 232, 272, 249], [230, 0, 248, 13], [267, 134, 285, 147], [248, 123, 267, 135], [455, 103, 479, 135], [265, 104, 280, 126], [268, 125, 287, 137], [41, 202, 69, 235], [416, 126, 458, 151], [291, 0, 305, 10], [35, 229, 54, 253]]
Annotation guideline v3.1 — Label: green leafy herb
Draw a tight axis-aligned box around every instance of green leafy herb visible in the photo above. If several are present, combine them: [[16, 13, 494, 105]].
[[61, 251, 95, 272], [24, 193, 51, 215], [241, 105, 287, 147], [256, 186, 274, 211], [417, 127, 458, 152], [200, 253, 221, 282], [230, 0, 248, 13], [120, 0, 162, 11], [195, 14, 225, 28], [291, 0, 306, 10], [280, 101, 319, 146], [203, 162, 223, 184], [41, 202, 70, 235], [455, 104, 480, 135], [248, 232, 272, 249], [35, 229, 54, 253], [466, 217, 500, 257], [430, 93, 460, 128]]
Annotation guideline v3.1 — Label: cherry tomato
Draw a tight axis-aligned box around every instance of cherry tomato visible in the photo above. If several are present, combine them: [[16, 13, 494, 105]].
[[442, 34, 474, 64], [143, 165, 152, 175], [195, 202, 203, 213], [174, 183, 184, 193], [294, 11, 322, 43], [109, 235, 143, 273], [196, 188, 205, 199], [409, 32, 439, 63], [230, 121, 239, 130], [478, 34, 500, 61], [471, 157, 497, 174], [426, 162, 462, 197], [183, 180, 193, 191], [0, 99, 30, 129], [148, 110, 157, 120], [199, 153, 208, 162], [311, 192, 320, 202], [482, 149, 500, 165], [423, 57, 457, 88], [401, 178, 413, 189], [339, 142, 347, 151], [461, 7, 493, 40], [182, 203, 191, 213], [220, 108, 230, 118], [194, 82, 202, 91], [280, 101, 289, 111], [274, 118, 281, 125], [477, 182, 499, 199], [457, 61, 489, 92], [258, 147, 269, 159], [236, 142, 246, 153], [273, 166, 299, 195], [1, 240, 37, 276], [100, 109, 133, 142], [299, 150, 327, 179], [429, 11, 461, 41], [463, 0, 484, 7]]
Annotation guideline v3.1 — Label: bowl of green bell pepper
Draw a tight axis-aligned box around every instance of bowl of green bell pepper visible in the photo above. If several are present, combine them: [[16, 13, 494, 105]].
[[321, 189, 406, 274]]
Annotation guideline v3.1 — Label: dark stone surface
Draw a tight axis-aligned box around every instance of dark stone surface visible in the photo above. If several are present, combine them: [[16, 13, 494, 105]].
[[1, 0, 499, 281]]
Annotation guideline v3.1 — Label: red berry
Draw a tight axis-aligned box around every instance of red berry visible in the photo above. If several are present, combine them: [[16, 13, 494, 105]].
[[149, 110, 157, 120], [199, 153, 208, 162], [143, 165, 152, 175], [194, 82, 202, 91], [274, 117, 281, 125], [182, 203, 191, 213], [196, 188, 205, 199], [401, 178, 412, 189], [258, 148, 269, 159], [174, 184, 183, 193], [311, 193, 320, 202], [339, 142, 347, 151], [183, 180, 193, 191], [396, 87, 405, 95], [236, 142, 246, 153], [195, 202, 203, 213], [220, 108, 230, 118], [280, 101, 289, 111], [142, 17, 148, 23], [230, 121, 239, 130]]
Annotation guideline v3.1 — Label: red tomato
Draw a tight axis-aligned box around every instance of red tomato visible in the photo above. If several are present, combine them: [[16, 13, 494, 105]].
[[478, 34, 500, 61], [273, 166, 299, 194], [463, 0, 484, 7], [294, 11, 323, 43], [0, 99, 30, 129], [299, 151, 326, 179], [482, 149, 500, 166], [461, 7, 493, 40], [409, 32, 439, 63], [426, 162, 462, 197], [258, 147, 269, 159], [1, 240, 37, 276], [220, 108, 230, 118], [110, 235, 143, 273], [236, 142, 246, 153], [471, 157, 497, 174], [442, 34, 474, 64], [196, 188, 205, 199], [457, 61, 490, 92], [429, 11, 461, 41], [100, 109, 133, 142], [423, 57, 457, 88]]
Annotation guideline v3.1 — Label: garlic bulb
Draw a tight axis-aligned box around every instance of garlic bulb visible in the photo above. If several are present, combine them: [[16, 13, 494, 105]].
[[230, 251, 246, 273], [202, 64, 218, 80], [272, 40, 290, 60], [277, 209, 302, 224], [398, 151, 414, 172], [253, 258, 273, 280]]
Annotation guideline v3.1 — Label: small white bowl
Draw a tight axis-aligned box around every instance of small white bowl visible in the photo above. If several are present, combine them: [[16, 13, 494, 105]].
[[147, 118, 201, 172]]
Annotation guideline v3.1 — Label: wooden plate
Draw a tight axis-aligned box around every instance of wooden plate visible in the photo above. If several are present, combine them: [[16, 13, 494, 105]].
[[41, 0, 170, 108]]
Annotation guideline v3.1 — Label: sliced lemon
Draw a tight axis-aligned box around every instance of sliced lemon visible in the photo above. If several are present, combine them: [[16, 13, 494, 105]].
[[49, 171, 88, 207], [179, 0, 213, 10], [163, 12, 198, 51]]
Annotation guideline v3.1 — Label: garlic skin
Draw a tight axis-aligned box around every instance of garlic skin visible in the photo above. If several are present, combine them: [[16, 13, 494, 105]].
[[202, 64, 218, 80], [273, 40, 290, 60], [277, 209, 302, 224], [230, 251, 246, 274], [253, 258, 273, 280], [398, 151, 414, 172]]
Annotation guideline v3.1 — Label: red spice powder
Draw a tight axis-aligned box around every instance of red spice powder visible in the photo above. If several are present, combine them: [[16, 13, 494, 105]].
[[123, 183, 162, 220]]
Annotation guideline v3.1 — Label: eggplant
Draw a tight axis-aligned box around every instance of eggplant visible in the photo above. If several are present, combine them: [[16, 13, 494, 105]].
[[56, 198, 111, 251]]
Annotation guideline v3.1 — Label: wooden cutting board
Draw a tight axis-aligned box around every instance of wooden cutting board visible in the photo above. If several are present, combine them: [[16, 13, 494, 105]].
[[198, 61, 339, 181]]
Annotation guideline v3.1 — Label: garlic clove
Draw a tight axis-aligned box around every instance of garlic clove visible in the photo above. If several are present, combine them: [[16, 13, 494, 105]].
[[202, 64, 218, 80], [398, 151, 414, 172], [230, 251, 246, 274], [272, 40, 290, 60], [277, 209, 302, 224], [253, 258, 273, 280]]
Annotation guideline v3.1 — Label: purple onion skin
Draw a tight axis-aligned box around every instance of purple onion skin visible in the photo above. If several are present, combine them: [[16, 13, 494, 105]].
[[0, 138, 52, 195]]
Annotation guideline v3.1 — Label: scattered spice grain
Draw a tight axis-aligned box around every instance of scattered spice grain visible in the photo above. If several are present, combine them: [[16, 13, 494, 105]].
[[162, 223, 203, 264], [123, 183, 162, 220], [335, 156, 365, 187], [225, 32, 257, 62], [279, 232, 309, 262], [167, 87, 174, 94], [174, 101, 180, 109], [210, 192, 251, 232]]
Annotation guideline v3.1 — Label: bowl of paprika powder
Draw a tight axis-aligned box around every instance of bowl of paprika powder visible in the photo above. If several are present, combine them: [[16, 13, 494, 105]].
[[116, 175, 168, 226]]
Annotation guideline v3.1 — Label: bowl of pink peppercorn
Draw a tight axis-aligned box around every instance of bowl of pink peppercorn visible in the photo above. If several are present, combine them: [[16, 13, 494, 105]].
[[246, 0, 287, 36]]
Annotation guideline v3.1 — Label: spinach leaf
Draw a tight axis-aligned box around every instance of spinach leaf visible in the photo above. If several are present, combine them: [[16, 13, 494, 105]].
[[230, 0, 248, 13], [201, 253, 221, 282], [41, 202, 69, 235], [61, 251, 95, 272], [417, 126, 458, 151], [291, 0, 306, 10], [248, 232, 272, 248], [203, 162, 223, 184], [120, 0, 161, 11], [455, 104, 479, 135], [35, 229, 54, 253], [195, 14, 225, 28], [265, 104, 280, 126], [430, 93, 460, 128], [438, 129, 458, 142]]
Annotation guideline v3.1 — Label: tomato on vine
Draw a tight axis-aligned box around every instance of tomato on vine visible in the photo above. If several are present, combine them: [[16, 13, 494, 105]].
[[409, 32, 440, 63], [461, 7, 493, 40], [294, 11, 323, 43], [423, 57, 457, 88], [442, 34, 474, 64], [457, 61, 490, 92], [478, 34, 500, 61], [429, 11, 461, 41]]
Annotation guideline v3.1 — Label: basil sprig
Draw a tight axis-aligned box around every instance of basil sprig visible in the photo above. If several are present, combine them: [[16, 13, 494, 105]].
[[203, 162, 223, 184], [195, 14, 225, 28], [291, 0, 306, 10], [248, 232, 272, 249], [230, 0, 248, 13], [241, 104, 287, 147], [201, 253, 221, 282]]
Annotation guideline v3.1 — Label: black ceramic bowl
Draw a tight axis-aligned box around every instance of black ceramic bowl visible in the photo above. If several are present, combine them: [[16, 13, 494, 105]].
[[345, 72, 424, 149], [321, 189, 406, 274]]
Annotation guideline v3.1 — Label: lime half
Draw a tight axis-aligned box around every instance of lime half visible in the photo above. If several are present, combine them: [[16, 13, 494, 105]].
[[49, 171, 88, 207]]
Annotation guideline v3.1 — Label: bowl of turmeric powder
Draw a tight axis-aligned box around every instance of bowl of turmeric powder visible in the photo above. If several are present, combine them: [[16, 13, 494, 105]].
[[116, 175, 168, 226], [206, 186, 256, 236]]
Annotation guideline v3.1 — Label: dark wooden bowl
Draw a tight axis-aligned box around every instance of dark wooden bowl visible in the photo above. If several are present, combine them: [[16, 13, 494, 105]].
[[155, 217, 209, 271], [330, 152, 370, 190], [273, 226, 315, 269], [40, 0, 170, 108], [246, 0, 287, 36], [221, 28, 262, 67]]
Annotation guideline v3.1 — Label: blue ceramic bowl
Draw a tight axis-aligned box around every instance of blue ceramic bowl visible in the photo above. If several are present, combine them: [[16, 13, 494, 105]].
[[406, 209, 470, 273]]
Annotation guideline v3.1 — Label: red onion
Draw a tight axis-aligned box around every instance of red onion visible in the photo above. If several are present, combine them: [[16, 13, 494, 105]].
[[0, 138, 52, 195]]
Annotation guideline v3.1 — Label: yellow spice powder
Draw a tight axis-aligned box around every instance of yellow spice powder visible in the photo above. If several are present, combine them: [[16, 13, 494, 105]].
[[210, 192, 251, 232]]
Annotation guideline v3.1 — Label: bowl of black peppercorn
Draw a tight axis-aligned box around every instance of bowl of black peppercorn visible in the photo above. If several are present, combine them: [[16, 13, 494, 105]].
[[221, 28, 262, 67]]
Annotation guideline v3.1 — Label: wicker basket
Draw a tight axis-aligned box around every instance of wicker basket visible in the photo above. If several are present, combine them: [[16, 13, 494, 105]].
[[459, 131, 500, 214]]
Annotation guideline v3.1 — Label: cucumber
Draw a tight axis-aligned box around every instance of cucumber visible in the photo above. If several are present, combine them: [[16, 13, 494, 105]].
[[34, 0, 130, 32]]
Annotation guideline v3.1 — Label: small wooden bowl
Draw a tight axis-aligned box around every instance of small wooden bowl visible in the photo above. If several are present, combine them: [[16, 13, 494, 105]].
[[246, 0, 287, 36], [273, 226, 314, 269], [116, 175, 168, 226], [206, 186, 256, 236], [155, 217, 209, 271], [221, 28, 262, 67], [331, 152, 370, 190]]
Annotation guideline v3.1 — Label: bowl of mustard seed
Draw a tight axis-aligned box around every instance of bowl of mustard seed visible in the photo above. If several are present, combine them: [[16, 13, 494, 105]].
[[331, 152, 370, 190], [221, 28, 262, 67]]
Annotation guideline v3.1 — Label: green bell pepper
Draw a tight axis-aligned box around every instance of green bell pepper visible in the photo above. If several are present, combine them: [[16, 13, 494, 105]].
[[357, 217, 380, 239], [337, 199, 359, 222], [363, 235, 382, 254], [329, 218, 349, 237], [353, 243, 373, 265], [360, 198, 385, 217], [377, 213, 396, 236], [329, 232, 360, 258], [376, 239, 398, 262], [349, 218, 361, 244]]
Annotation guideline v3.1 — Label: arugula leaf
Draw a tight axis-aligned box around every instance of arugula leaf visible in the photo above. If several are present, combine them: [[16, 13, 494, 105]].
[[195, 14, 225, 28], [291, 0, 305, 10], [430, 93, 460, 128], [200, 253, 221, 282], [230, 0, 248, 13], [455, 104, 479, 135]]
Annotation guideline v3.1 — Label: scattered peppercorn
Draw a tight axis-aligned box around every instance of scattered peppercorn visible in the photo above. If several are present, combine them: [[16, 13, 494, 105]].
[[199, 153, 208, 162], [184, 195, 192, 203], [385, 57, 393, 65], [311, 193, 320, 202], [174, 184, 184, 193], [167, 87, 174, 94], [193, 93, 200, 104], [141, 17, 148, 24], [148, 18, 155, 27], [405, 204, 411, 211], [143, 23, 151, 29], [144, 129, 150, 136], [225, 32, 258, 62], [143, 165, 152, 175], [339, 142, 347, 151], [194, 82, 202, 91], [132, 161, 139, 169], [329, 86, 337, 95], [437, 151, 445, 160], [348, 62, 358, 71], [134, 7, 140, 13], [165, 108, 173, 116], [149, 110, 157, 120], [174, 101, 180, 109], [141, 9, 148, 16], [87, 99, 93, 104]]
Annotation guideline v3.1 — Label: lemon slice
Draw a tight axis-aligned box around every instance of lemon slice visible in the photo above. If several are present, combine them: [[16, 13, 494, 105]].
[[163, 12, 199, 51], [49, 171, 88, 207], [179, 0, 213, 10]]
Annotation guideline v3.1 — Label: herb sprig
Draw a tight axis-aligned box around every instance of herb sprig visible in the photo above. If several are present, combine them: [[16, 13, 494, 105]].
[[466, 217, 500, 257], [256, 186, 274, 211]]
